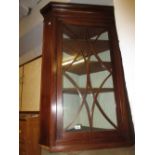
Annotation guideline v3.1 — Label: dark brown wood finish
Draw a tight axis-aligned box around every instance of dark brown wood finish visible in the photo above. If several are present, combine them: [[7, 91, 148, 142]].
[[40, 2, 134, 152], [63, 39, 110, 55], [39, 15, 57, 147], [19, 114, 41, 155], [108, 25, 135, 143]]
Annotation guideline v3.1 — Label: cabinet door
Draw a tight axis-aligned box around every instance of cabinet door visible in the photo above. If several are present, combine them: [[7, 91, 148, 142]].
[[61, 25, 117, 132], [57, 23, 120, 141], [19, 66, 24, 110], [21, 58, 42, 111], [56, 22, 134, 149]]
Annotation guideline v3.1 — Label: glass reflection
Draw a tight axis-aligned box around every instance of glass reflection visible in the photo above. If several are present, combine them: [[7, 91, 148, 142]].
[[62, 24, 117, 132]]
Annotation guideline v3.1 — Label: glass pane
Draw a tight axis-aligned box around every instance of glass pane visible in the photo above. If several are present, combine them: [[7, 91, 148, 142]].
[[62, 24, 117, 132]]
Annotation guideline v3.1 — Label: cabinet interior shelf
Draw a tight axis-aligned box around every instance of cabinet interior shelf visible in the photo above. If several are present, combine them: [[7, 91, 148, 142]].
[[63, 25, 107, 39], [66, 126, 113, 132], [63, 39, 110, 56], [63, 61, 111, 75], [63, 88, 114, 94]]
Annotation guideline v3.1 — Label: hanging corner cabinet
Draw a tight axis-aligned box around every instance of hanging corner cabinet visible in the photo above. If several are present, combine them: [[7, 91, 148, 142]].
[[39, 2, 134, 152]]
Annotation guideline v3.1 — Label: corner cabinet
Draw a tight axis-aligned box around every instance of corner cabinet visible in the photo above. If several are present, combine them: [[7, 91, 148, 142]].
[[39, 2, 134, 152]]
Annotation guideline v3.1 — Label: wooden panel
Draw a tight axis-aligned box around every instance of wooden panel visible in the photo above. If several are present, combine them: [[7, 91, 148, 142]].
[[19, 120, 27, 142], [63, 39, 110, 55], [19, 119, 29, 155], [19, 114, 41, 155], [28, 117, 41, 155], [19, 66, 24, 111], [21, 58, 42, 111], [63, 25, 107, 39]]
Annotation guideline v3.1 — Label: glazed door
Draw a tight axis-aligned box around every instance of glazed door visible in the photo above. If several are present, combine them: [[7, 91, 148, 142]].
[[56, 23, 122, 143]]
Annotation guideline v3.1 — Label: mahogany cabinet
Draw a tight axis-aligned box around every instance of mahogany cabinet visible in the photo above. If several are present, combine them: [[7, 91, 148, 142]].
[[19, 114, 41, 155], [39, 2, 134, 152]]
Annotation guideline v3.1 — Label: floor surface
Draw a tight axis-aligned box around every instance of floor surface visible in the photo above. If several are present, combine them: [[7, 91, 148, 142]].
[[41, 146, 135, 155]]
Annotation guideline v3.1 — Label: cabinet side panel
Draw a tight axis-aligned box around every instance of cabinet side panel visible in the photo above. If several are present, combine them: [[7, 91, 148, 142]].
[[40, 17, 57, 147]]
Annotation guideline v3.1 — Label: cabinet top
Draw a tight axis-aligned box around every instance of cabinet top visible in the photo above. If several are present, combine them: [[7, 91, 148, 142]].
[[40, 2, 114, 17]]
